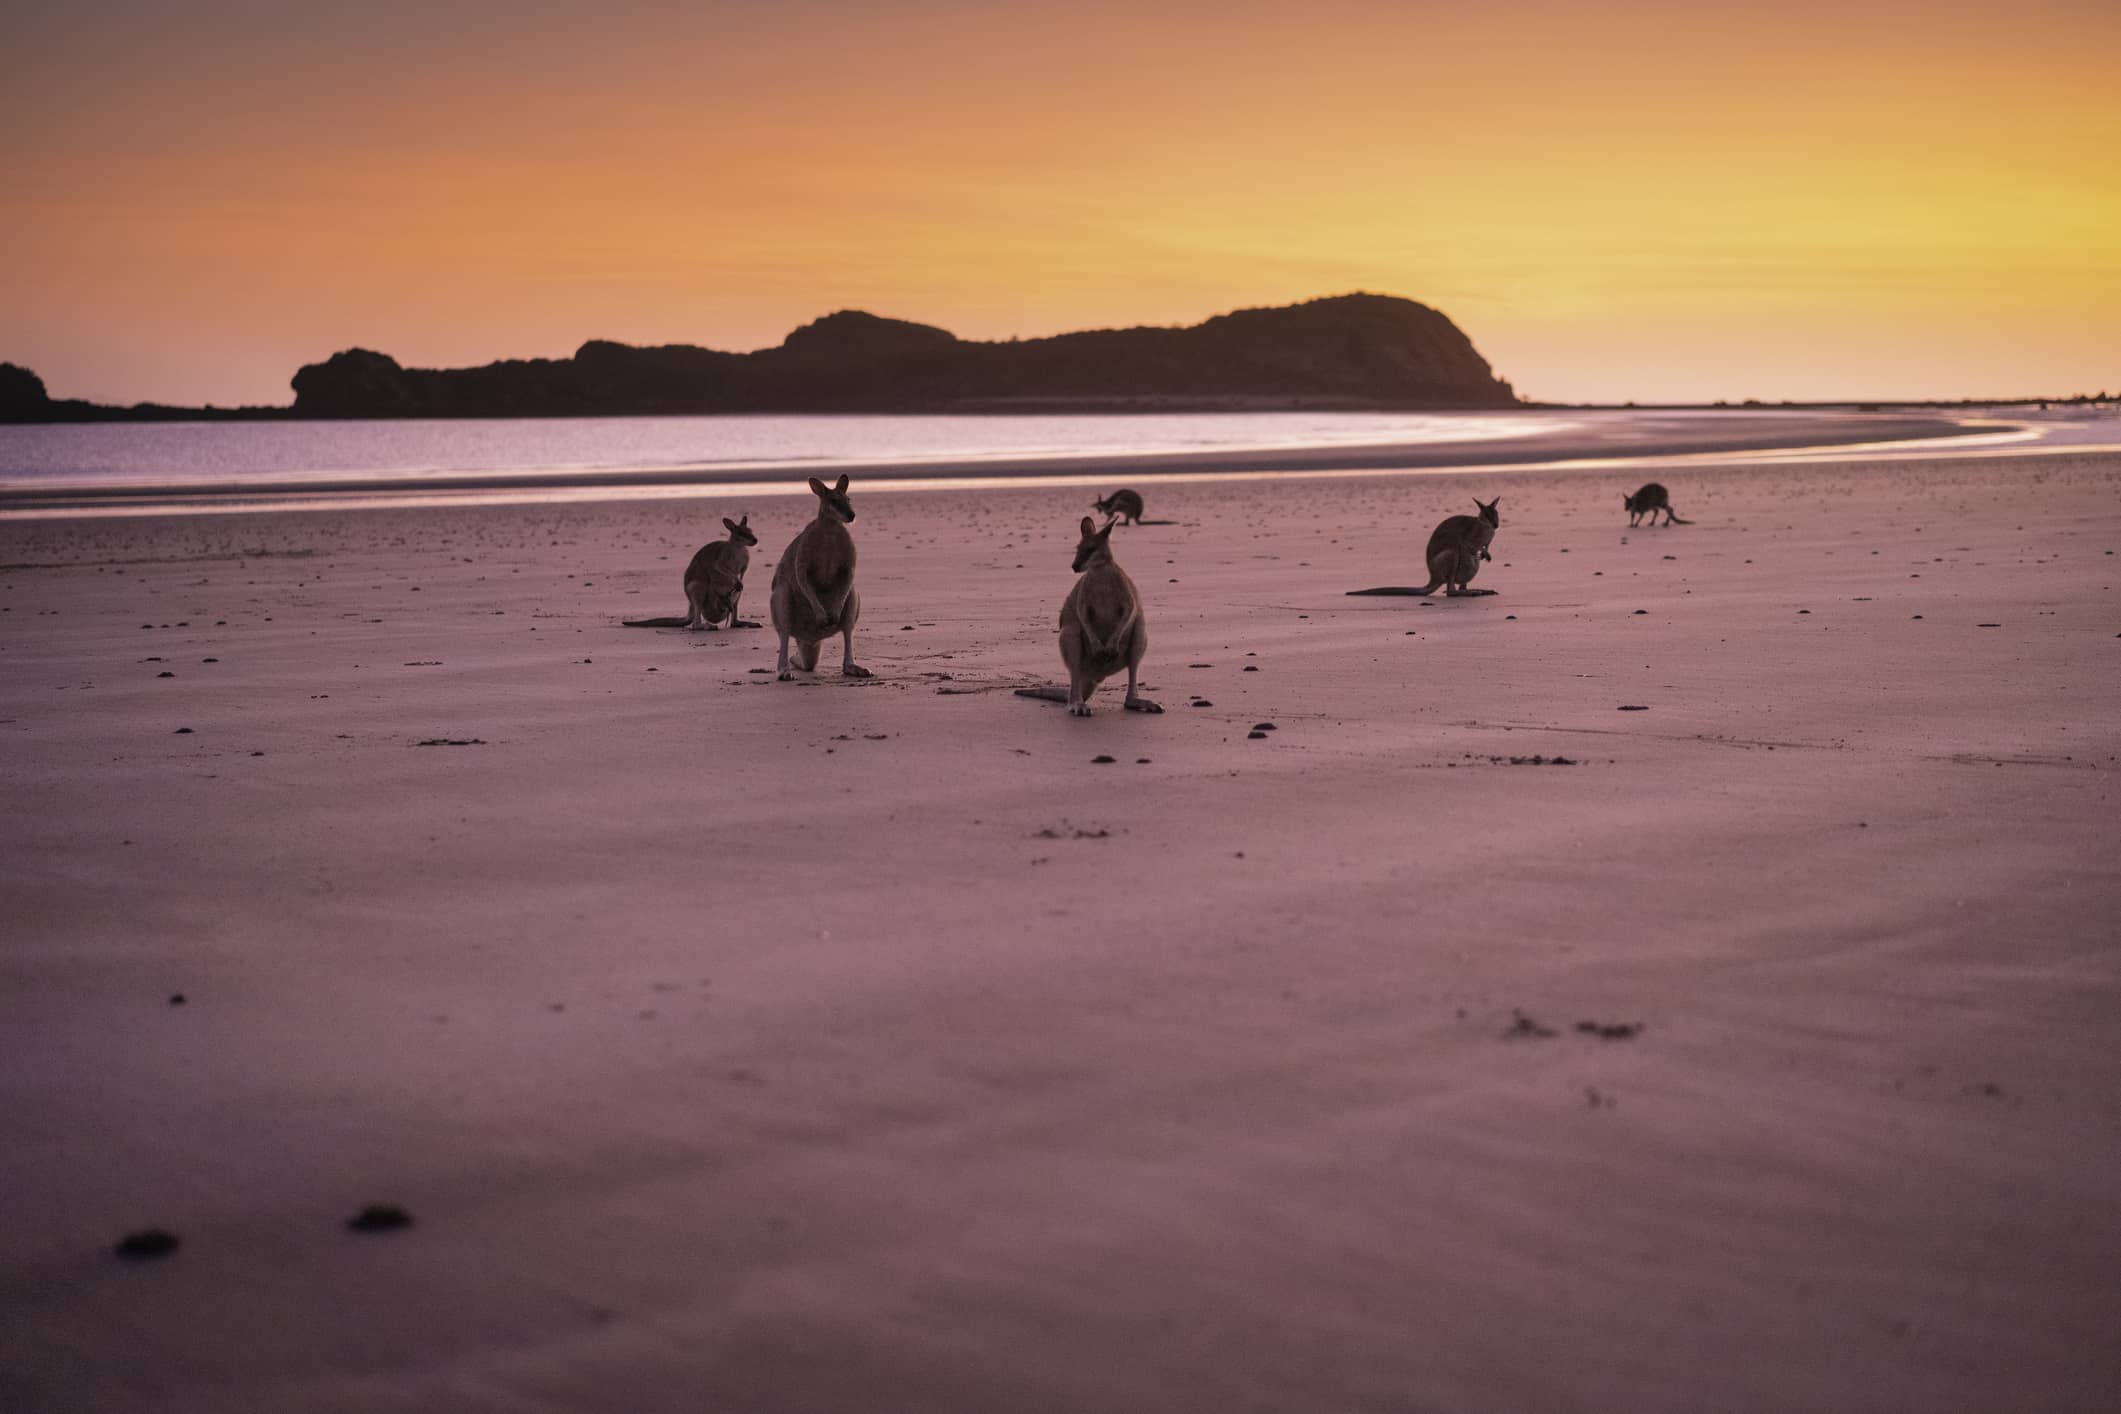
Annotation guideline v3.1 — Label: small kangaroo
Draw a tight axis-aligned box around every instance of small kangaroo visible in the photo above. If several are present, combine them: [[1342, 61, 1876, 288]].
[[771, 475, 870, 681], [623, 515, 758, 629], [1093, 488, 1145, 526], [1347, 497, 1502, 597], [1015, 516, 1161, 715], [1624, 483, 1691, 527]]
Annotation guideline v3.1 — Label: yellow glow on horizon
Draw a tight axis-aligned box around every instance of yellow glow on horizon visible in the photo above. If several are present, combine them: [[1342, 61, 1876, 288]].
[[3, 1, 2116, 405]]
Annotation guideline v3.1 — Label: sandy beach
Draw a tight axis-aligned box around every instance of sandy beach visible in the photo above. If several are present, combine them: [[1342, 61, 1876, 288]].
[[3, 448, 2118, 1412]]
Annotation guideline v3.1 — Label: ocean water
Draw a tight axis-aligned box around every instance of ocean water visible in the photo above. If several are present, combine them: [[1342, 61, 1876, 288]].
[[0, 412, 1547, 493]]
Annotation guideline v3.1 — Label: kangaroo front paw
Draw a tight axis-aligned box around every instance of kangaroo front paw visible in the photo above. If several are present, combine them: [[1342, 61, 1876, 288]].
[[842, 663, 872, 678], [1124, 697, 1163, 714], [777, 670, 795, 681], [1069, 702, 1092, 717]]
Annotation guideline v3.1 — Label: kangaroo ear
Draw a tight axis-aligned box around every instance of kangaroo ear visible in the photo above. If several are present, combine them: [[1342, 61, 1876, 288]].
[[834, 474, 849, 493], [1080, 516, 1097, 537], [738, 513, 749, 525], [724, 517, 739, 532], [808, 478, 829, 497]]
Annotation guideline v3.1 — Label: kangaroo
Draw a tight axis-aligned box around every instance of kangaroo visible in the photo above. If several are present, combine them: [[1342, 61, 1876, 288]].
[[1347, 497, 1502, 597], [623, 515, 759, 629], [1014, 516, 1161, 715], [1624, 483, 1691, 526], [771, 475, 870, 681], [1093, 488, 1145, 526]]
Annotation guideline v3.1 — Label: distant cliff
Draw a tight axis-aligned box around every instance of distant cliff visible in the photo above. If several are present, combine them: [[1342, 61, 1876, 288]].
[[287, 295, 1518, 417], [0, 360, 280, 423]]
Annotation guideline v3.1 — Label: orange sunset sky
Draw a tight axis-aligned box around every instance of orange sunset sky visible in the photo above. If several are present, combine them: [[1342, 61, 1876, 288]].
[[3, 0, 2116, 408]]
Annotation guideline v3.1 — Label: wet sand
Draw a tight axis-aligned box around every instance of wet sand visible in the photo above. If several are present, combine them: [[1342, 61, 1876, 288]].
[[0, 408, 1977, 512], [3, 450, 2118, 1412]]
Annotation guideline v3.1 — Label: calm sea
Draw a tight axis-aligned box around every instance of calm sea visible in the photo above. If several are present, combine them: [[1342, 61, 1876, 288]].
[[0, 412, 1546, 493]]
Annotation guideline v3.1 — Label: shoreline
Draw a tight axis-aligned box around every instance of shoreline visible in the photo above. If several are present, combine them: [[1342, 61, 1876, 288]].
[[0, 410, 1989, 516]]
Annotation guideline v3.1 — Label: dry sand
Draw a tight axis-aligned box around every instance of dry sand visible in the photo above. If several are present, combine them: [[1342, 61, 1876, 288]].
[[3, 451, 2118, 1413]]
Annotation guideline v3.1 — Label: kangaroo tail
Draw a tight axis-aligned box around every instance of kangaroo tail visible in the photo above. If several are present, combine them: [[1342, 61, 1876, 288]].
[[1014, 686, 1071, 704], [1667, 513, 1692, 525], [622, 616, 691, 628], [1346, 584, 1444, 596]]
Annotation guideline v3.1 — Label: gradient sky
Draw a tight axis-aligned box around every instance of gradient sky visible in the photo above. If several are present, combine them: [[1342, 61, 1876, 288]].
[[4, 0, 2117, 406]]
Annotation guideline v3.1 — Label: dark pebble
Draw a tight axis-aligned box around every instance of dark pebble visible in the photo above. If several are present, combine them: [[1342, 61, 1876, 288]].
[[1247, 731, 1268, 740], [173, 727, 193, 734], [347, 1205, 414, 1233], [168, 993, 186, 1005], [1091, 755, 1116, 764], [1617, 705, 1648, 712], [1252, 722, 1276, 731], [1632, 610, 1646, 616], [1243, 665, 1259, 673], [157, 671, 174, 678], [1575, 1020, 1643, 1041], [114, 1228, 180, 1260]]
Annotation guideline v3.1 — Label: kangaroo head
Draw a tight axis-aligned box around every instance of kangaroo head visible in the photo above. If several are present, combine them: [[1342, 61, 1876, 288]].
[[1475, 497, 1500, 529], [723, 514, 758, 547], [1073, 515, 1116, 573], [808, 474, 855, 524]]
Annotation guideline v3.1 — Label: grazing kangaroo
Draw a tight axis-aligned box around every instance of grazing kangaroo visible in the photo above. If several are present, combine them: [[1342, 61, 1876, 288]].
[[1015, 516, 1161, 715], [1093, 488, 1145, 526], [771, 475, 870, 681], [1624, 483, 1691, 526], [1347, 497, 1502, 597], [623, 515, 759, 629]]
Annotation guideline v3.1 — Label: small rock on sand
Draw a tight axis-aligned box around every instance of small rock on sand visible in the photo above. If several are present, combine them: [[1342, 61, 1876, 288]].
[[347, 1205, 414, 1233], [1504, 1010, 1556, 1040], [114, 1228, 180, 1260]]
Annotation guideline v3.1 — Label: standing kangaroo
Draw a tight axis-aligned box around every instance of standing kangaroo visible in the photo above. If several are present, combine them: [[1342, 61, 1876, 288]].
[[1347, 497, 1502, 597], [771, 475, 870, 681], [1624, 483, 1691, 526], [623, 515, 758, 629], [1014, 516, 1161, 716], [1093, 489, 1145, 526]]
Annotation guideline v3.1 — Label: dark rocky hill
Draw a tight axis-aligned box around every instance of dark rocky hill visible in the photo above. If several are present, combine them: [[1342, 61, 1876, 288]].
[[285, 294, 1518, 417]]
